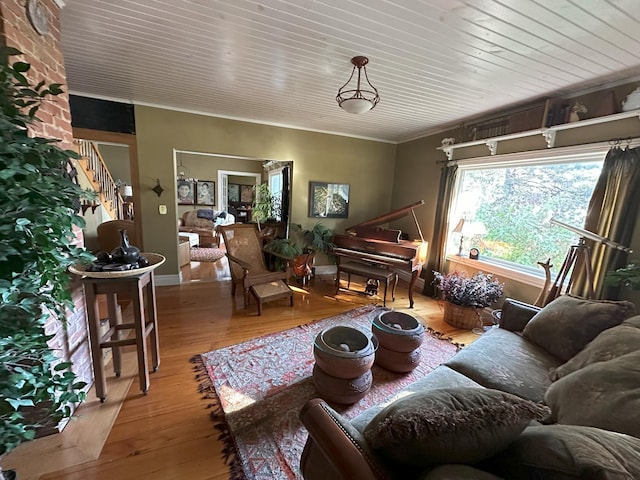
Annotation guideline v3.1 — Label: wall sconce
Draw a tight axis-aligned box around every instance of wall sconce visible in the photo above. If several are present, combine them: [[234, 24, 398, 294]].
[[152, 179, 164, 197]]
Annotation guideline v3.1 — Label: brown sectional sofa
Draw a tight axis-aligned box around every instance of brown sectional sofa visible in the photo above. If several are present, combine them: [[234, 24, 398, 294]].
[[300, 295, 640, 479], [178, 209, 235, 246]]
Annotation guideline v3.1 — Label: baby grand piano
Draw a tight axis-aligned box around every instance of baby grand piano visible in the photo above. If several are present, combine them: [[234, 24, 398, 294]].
[[333, 200, 429, 308]]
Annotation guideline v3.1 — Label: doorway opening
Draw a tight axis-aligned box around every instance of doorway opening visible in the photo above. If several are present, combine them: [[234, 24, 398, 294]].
[[174, 150, 293, 284]]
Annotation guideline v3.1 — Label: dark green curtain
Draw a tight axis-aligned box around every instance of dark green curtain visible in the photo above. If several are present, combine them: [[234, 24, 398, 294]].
[[422, 163, 458, 297], [571, 146, 640, 299]]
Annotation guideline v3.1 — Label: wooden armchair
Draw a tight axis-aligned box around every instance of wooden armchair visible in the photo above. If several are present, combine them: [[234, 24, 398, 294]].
[[218, 224, 291, 308]]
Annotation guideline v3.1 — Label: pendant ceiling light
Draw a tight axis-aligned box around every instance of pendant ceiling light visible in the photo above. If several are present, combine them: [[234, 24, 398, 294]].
[[336, 56, 380, 114], [177, 152, 191, 180]]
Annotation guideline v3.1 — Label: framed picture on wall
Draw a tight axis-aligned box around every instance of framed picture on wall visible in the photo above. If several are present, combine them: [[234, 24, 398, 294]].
[[240, 184, 254, 203], [196, 180, 215, 206], [228, 183, 240, 203], [309, 181, 350, 218], [177, 179, 195, 205]]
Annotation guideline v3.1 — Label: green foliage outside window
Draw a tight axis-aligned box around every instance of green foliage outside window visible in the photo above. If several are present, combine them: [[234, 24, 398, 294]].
[[455, 161, 603, 270]]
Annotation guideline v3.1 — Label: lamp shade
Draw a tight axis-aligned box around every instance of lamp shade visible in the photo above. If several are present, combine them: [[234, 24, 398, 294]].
[[452, 218, 465, 233], [463, 221, 487, 236], [122, 185, 133, 198]]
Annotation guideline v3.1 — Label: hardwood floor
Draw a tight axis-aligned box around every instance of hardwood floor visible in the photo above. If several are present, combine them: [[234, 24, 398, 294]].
[[5, 258, 482, 480]]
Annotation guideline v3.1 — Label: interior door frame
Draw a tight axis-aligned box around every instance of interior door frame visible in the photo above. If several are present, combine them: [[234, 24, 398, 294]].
[[71, 127, 142, 247], [217, 170, 262, 212]]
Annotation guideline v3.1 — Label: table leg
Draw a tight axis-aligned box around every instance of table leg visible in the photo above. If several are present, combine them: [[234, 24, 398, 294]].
[[106, 293, 122, 377], [408, 270, 419, 308], [85, 285, 107, 402], [132, 280, 150, 394], [148, 273, 160, 372]]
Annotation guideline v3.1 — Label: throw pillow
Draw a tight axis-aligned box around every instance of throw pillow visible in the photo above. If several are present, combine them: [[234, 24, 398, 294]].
[[489, 424, 640, 479], [522, 294, 635, 362], [551, 315, 640, 380], [544, 350, 640, 437], [362, 387, 550, 468]]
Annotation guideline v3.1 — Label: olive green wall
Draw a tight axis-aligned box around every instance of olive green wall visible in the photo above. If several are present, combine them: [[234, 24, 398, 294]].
[[392, 112, 640, 305], [98, 144, 131, 186], [134, 106, 396, 278]]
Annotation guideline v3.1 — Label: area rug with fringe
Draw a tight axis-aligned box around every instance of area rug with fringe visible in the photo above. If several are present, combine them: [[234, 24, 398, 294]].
[[189, 246, 225, 262], [191, 304, 462, 480]]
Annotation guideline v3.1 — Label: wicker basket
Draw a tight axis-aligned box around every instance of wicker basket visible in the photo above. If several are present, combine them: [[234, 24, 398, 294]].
[[443, 302, 482, 330]]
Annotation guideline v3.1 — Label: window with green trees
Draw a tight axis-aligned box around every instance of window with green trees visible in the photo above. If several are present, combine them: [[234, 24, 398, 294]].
[[449, 156, 604, 274]]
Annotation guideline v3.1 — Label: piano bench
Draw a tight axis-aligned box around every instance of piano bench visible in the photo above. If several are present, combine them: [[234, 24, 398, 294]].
[[335, 262, 398, 307]]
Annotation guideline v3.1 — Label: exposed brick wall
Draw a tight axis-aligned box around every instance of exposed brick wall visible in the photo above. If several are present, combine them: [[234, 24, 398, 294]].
[[0, 0, 73, 146], [0, 1, 93, 418]]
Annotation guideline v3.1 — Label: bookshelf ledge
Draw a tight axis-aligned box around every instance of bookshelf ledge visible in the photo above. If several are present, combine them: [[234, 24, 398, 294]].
[[439, 109, 640, 160]]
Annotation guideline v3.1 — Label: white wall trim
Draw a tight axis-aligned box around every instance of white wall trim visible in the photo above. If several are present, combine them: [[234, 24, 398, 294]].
[[155, 274, 181, 286], [446, 255, 546, 289]]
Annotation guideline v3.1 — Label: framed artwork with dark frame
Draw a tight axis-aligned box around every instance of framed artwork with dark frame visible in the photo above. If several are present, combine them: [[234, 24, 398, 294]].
[[240, 184, 254, 203], [177, 179, 195, 205], [309, 181, 350, 218], [228, 183, 240, 203], [196, 180, 215, 206]]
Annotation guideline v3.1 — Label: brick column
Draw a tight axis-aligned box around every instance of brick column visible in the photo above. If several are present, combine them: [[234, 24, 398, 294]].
[[0, 0, 93, 427]]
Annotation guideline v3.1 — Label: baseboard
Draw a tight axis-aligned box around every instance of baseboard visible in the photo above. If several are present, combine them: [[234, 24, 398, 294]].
[[155, 274, 181, 286]]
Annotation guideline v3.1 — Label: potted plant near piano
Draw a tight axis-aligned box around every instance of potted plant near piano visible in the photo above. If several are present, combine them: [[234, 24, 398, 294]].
[[0, 47, 93, 478], [433, 270, 504, 330], [264, 222, 334, 284]]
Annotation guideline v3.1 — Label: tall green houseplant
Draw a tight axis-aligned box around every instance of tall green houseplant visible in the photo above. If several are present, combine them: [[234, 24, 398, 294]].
[[0, 47, 93, 471]]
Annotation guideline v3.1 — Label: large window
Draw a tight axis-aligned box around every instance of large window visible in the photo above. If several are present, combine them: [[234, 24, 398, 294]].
[[449, 152, 604, 275]]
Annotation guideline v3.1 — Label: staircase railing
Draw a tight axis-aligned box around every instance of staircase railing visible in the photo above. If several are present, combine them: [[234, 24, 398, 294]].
[[74, 139, 123, 220]]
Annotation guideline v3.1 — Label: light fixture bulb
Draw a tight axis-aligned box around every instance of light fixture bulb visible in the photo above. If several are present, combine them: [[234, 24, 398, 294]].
[[339, 98, 375, 114]]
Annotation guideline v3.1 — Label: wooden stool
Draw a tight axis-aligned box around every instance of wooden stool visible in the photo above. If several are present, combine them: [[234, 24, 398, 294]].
[[335, 261, 398, 306], [250, 280, 294, 315], [82, 271, 160, 402]]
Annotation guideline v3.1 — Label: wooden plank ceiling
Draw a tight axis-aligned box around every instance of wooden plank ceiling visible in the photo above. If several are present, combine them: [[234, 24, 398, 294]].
[[60, 0, 640, 143]]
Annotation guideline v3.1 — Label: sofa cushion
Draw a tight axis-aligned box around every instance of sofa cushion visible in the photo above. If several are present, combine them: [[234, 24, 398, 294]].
[[419, 465, 503, 480], [362, 387, 549, 469], [545, 350, 640, 437], [522, 294, 635, 362], [551, 315, 640, 380], [444, 328, 561, 402], [489, 424, 640, 479], [182, 210, 217, 229]]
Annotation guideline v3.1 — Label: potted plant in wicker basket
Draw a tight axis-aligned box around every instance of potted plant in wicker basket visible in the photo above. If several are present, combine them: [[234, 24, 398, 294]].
[[433, 270, 504, 330]]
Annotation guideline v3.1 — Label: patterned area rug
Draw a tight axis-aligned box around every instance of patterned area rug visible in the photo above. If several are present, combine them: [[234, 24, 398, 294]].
[[191, 304, 461, 480], [190, 246, 225, 262]]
